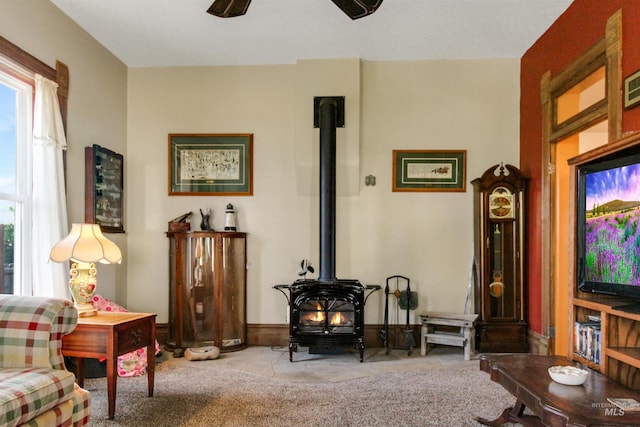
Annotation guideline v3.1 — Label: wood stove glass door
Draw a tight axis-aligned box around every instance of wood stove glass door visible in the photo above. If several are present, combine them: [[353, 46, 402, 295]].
[[298, 298, 356, 334]]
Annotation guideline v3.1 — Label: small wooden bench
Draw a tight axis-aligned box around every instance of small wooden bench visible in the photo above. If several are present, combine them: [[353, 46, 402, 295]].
[[419, 312, 478, 361]]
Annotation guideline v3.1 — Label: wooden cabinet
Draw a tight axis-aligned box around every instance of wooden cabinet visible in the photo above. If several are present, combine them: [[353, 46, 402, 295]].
[[472, 164, 528, 353], [166, 231, 247, 352]]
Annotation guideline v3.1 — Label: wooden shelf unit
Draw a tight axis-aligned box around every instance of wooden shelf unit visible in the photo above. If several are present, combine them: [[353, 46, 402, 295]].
[[568, 132, 640, 391], [571, 297, 640, 386]]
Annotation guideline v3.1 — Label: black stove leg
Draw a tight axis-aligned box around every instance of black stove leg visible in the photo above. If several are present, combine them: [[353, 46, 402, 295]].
[[289, 342, 297, 362], [357, 341, 365, 362]]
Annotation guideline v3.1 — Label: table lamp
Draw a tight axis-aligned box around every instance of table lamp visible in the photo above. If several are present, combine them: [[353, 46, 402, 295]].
[[50, 223, 122, 317]]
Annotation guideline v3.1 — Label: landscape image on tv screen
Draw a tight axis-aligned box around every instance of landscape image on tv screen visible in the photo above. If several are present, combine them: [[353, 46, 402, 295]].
[[584, 163, 640, 286]]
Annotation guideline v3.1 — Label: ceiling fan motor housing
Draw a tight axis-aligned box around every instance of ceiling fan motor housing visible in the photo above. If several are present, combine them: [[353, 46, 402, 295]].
[[207, 0, 252, 18], [208, 0, 383, 20], [332, 0, 384, 20]]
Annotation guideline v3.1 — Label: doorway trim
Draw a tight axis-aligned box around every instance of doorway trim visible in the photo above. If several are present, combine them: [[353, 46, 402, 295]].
[[539, 10, 622, 354]]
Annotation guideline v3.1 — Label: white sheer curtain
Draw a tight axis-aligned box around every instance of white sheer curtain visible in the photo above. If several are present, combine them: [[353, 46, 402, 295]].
[[31, 74, 70, 298]]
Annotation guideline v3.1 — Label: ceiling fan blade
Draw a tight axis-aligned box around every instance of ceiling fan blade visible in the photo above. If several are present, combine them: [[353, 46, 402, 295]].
[[207, 0, 252, 18], [331, 0, 383, 20]]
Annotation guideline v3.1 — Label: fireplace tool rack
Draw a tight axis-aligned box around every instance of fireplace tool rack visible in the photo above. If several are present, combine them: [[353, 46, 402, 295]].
[[381, 275, 417, 356]]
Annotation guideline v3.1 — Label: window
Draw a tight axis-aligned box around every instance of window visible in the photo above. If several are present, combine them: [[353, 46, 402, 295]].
[[555, 66, 606, 126], [0, 61, 34, 295], [0, 36, 69, 298]]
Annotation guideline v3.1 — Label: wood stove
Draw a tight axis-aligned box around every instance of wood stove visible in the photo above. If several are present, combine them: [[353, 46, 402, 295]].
[[276, 279, 378, 362], [274, 97, 379, 362], [276, 279, 364, 360]]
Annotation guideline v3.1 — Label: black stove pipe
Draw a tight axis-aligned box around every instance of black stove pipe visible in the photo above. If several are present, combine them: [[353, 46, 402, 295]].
[[318, 97, 337, 283]]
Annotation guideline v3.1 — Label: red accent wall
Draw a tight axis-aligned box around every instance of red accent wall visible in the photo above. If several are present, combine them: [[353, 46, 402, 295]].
[[521, 0, 640, 334]]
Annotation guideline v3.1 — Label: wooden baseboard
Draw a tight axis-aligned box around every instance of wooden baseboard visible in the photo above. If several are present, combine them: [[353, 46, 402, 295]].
[[156, 323, 169, 346], [247, 323, 422, 348], [247, 324, 289, 347], [156, 323, 422, 349], [154, 322, 544, 354], [527, 329, 549, 355], [154, 323, 290, 347]]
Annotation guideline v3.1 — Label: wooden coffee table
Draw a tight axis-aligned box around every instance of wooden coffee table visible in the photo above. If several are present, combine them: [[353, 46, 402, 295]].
[[62, 311, 156, 420], [478, 354, 640, 426]]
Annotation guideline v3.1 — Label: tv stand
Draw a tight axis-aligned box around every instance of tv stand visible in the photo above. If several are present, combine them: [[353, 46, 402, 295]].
[[612, 302, 640, 314], [572, 297, 640, 389], [568, 131, 640, 391]]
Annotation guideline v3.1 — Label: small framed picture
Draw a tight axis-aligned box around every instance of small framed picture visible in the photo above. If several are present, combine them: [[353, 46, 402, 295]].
[[624, 69, 640, 109], [168, 134, 253, 196], [392, 150, 466, 192]]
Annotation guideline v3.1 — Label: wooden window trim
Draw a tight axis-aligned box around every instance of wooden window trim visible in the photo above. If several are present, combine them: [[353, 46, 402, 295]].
[[0, 35, 69, 129], [547, 11, 622, 144], [549, 40, 608, 143]]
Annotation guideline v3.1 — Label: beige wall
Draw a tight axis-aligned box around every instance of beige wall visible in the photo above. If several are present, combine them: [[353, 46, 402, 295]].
[[1, 0, 128, 302], [127, 59, 520, 324], [3, 1, 520, 326]]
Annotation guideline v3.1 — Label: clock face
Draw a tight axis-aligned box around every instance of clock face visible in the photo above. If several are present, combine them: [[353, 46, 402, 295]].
[[489, 187, 515, 219]]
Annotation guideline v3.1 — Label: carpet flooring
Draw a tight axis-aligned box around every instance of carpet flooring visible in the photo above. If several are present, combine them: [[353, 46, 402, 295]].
[[85, 346, 519, 426]]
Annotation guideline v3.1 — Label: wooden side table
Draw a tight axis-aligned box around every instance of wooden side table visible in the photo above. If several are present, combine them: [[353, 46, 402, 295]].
[[419, 312, 478, 361], [62, 312, 156, 420]]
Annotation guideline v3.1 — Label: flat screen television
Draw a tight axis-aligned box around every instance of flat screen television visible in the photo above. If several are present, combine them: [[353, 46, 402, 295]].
[[577, 151, 640, 312]]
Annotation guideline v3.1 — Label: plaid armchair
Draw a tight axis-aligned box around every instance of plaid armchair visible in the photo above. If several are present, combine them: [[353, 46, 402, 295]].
[[0, 295, 91, 427]]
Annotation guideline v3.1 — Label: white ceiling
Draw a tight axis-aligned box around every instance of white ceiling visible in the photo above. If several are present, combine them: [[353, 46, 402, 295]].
[[49, 0, 573, 68]]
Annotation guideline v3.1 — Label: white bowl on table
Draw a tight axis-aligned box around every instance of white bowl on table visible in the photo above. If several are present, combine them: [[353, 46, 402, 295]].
[[548, 365, 589, 386]]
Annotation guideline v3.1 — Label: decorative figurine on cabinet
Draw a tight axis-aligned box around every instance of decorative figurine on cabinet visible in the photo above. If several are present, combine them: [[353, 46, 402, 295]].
[[199, 208, 212, 231], [224, 204, 237, 231]]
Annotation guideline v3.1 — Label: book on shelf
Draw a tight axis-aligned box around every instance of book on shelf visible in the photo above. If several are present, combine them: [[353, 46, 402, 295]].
[[607, 398, 640, 412], [574, 321, 601, 364]]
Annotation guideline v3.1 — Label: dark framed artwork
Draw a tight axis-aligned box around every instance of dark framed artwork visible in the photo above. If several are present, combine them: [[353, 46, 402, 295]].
[[624, 69, 640, 109], [169, 134, 253, 196], [85, 144, 125, 233], [392, 150, 466, 192]]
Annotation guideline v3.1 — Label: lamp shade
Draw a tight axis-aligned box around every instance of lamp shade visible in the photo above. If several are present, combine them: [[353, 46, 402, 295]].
[[50, 223, 122, 264]]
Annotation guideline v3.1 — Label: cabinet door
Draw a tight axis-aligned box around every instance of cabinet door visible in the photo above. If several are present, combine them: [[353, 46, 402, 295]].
[[485, 218, 520, 321], [218, 235, 247, 349], [168, 232, 218, 347], [192, 235, 217, 342]]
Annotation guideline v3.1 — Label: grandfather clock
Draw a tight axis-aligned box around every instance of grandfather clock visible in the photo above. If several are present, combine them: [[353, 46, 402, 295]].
[[472, 163, 528, 353]]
